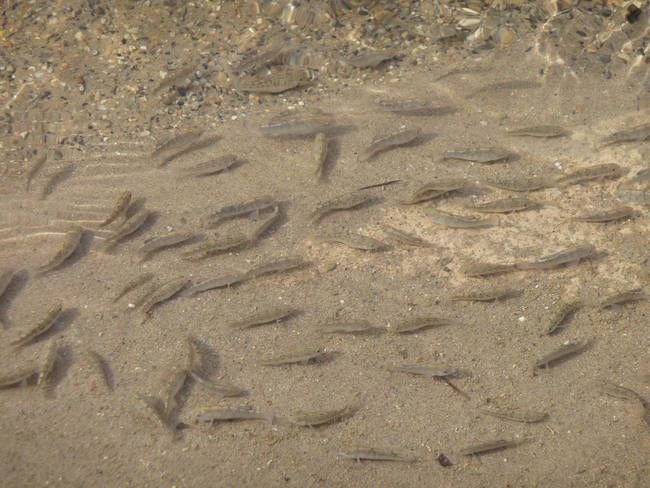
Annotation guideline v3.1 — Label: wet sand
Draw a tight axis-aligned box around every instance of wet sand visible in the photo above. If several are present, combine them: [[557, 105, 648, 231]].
[[1, 1, 649, 487]]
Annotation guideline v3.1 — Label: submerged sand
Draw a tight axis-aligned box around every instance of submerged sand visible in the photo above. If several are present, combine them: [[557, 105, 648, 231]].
[[0, 1, 649, 487]]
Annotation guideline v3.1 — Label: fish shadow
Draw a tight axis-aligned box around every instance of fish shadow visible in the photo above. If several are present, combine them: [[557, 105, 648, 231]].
[[0, 269, 29, 327], [363, 133, 435, 162], [414, 132, 437, 147], [42, 343, 74, 397], [310, 196, 384, 226], [190, 336, 221, 378], [326, 124, 357, 137], [319, 137, 340, 182], [219, 158, 247, 176], [320, 326, 385, 337], [124, 197, 148, 218], [425, 106, 458, 117], [249, 205, 285, 243], [315, 350, 342, 365]]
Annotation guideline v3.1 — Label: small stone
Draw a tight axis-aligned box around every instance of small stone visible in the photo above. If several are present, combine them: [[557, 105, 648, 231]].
[[496, 28, 515, 45]]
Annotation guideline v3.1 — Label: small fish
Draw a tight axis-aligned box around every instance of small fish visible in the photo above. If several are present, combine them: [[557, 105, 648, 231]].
[[346, 50, 399, 68], [443, 148, 512, 164], [319, 319, 382, 334], [617, 190, 650, 204], [461, 262, 517, 277], [483, 176, 552, 192], [469, 197, 540, 213], [181, 233, 249, 260], [311, 191, 373, 223], [25, 154, 47, 191], [543, 299, 582, 335], [424, 208, 496, 229], [248, 205, 281, 242], [260, 347, 328, 366], [380, 224, 434, 247], [249, 110, 335, 138], [458, 439, 525, 456], [139, 277, 188, 316], [184, 337, 203, 374], [39, 164, 75, 200], [245, 257, 309, 279], [479, 406, 548, 423], [138, 232, 195, 260], [152, 130, 203, 159], [398, 178, 470, 205], [131, 394, 179, 438], [361, 128, 420, 162], [35, 226, 84, 274], [178, 154, 239, 177], [313, 132, 328, 180], [160, 367, 189, 417], [99, 191, 132, 228], [391, 316, 456, 334], [516, 244, 596, 270], [186, 273, 248, 295], [534, 339, 593, 369], [191, 372, 247, 399], [506, 125, 568, 138], [398, 189, 446, 205], [132, 282, 161, 308], [388, 364, 458, 378], [555, 163, 624, 186], [228, 306, 297, 330], [358, 179, 401, 191], [155, 134, 221, 167], [378, 100, 448, 116], [0, 268, 16, 299], [37, 339, 60, 390], [448, 286, 519, 302], [113, 272, 155, 303], [151, 65, 197, 96], [468, 80, 541, 98], [205, 196, 276, 227], [599, 290, 648, 308], [0, 362, 39, 387], [10, 303, 62, 348], [594, 380, 647, 405], [319, 233, 386, 251], [192, 405, 271, 425], [572, 206, 633, 223], [234, 68, 312, 94], [230, 43, 284, 74], [83, 348, 112, 392], [339, 447, 418, 463], [104, 208, 152, 248], [626, 167, 650, 185], [287, 405, 357, 427], [601, 123, 650, 145]]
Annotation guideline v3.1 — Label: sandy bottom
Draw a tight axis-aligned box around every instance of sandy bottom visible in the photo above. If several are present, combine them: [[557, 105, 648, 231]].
[[1, 6, 649, 487]]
